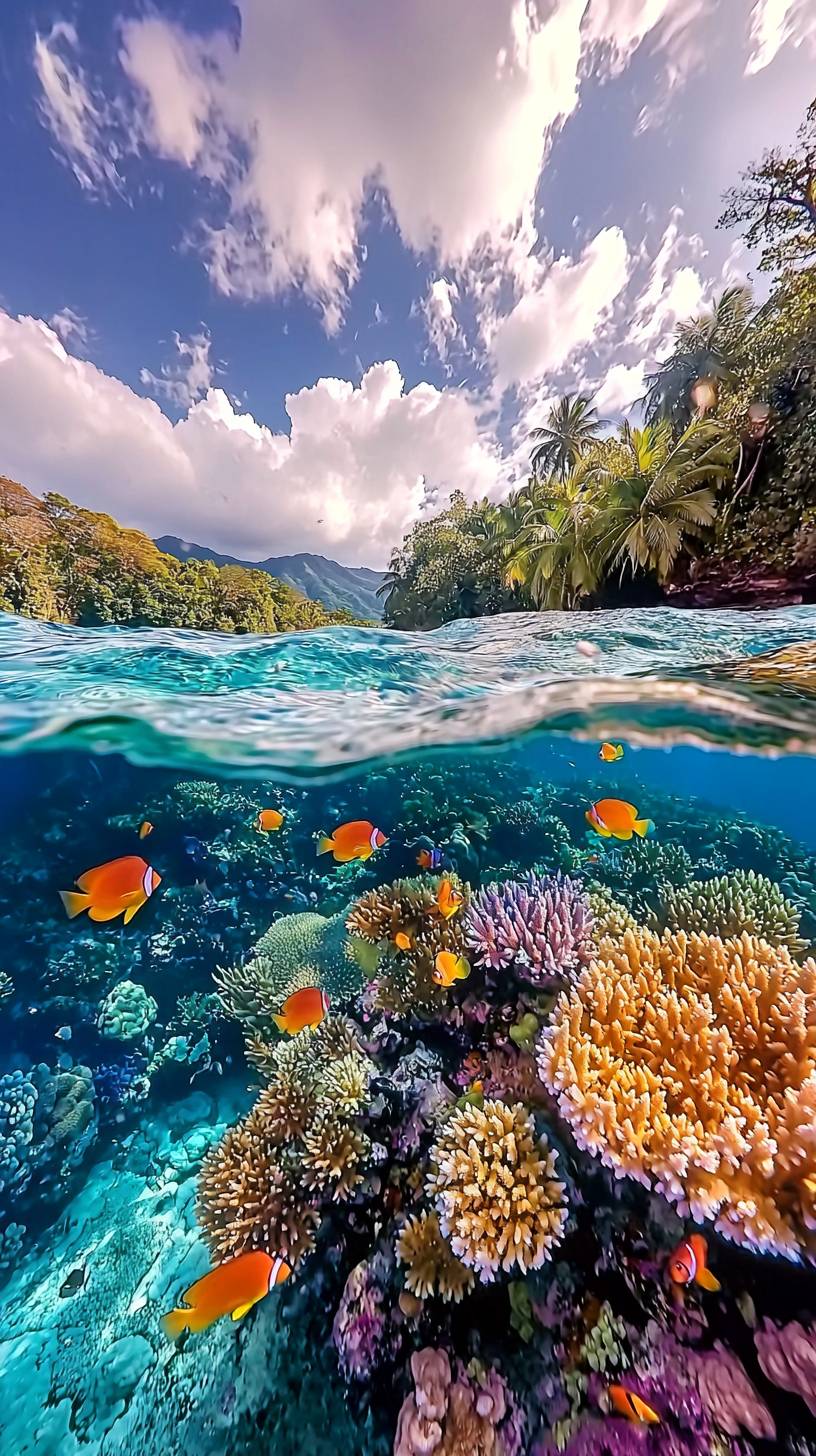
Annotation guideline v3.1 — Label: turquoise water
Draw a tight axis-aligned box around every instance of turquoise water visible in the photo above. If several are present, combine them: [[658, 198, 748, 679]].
[[0, 606, 815, 1455]]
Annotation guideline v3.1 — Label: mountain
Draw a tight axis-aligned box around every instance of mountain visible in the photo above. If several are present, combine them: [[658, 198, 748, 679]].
[[155, 537, 385, 620]]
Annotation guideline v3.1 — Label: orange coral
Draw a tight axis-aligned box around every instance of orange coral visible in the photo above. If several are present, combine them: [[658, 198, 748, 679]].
[[396, 1211, 475, 1303], [539, 927, 816, 1259]]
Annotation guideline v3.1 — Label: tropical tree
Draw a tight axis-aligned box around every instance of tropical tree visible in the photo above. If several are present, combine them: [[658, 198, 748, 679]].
[[642, 287, 755, 431], [530, 393, 605, 482], [584, 419, 738, 584], [503, 475, 601, 609], [719, 98, 816, 273]]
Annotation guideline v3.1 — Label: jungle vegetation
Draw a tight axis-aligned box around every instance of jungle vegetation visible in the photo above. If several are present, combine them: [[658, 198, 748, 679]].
[[381, 99, 816, 629], [0, 479, 364, 632]]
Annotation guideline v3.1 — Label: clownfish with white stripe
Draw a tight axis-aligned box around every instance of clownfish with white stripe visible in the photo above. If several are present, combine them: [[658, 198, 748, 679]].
[[162, 1250, 291, 1338]]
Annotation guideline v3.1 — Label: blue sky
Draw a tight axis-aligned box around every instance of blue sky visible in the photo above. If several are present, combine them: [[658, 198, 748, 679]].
[[0, 0, 814, 566]]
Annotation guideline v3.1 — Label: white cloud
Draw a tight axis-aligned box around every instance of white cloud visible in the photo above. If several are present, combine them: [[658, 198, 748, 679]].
[[139, 330, 214, 409], [422, 279, 461, 365], [593, 361, 645, 415], [582, 0, 708, 76], [628, 210, 708, 352], [33, 22, 126, 194], [0, 310, 503, 567], [48, 307, 89, 350], [490, 227, 631, 388], [745, 0, 816, 74]]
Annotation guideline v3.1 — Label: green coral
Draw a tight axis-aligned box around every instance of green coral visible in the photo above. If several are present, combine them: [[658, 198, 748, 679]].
[[346, 875, 467, 1017], [97, 980, 157, 1041], [580, 1302, 629, 1374], [656, 869, 805, 950], [588, 887, 639, 941], [215, 911, 361, 1037]]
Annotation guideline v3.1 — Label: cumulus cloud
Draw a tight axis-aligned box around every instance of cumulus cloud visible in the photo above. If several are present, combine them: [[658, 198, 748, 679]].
[[489, 227, 631, 389], [745, 0, 816, 74], [0, 310, 503, 566], [628, 209, 708, 353], [593, 361, 645, 415], [582, 0, 709, 77], [139, 330, 214, 409]]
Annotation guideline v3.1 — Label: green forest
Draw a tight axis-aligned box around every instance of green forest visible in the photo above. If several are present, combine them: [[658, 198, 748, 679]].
[[0, 479, 363, 633], [380, 100, 816, 629]]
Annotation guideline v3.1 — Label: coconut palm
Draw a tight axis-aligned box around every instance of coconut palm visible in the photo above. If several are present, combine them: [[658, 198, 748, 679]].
[[530, 393, 606, 482], [585, 419, 738, 584], [642, 287, 754, 432], [503, 475, 602, 609]]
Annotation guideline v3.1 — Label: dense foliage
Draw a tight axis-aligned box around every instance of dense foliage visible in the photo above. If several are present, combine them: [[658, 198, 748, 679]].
[[381, 98, 816, 626], [0, 479, 364, 632]]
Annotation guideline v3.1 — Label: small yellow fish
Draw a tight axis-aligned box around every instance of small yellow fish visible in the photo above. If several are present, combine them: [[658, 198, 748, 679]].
[[394, 931, 413, 952], [599, 742, 624, 763], [433, 951, 470, 987], [436, 879, 464, 920], [138, 821, 154, 839], [254, 809, 284, 832]]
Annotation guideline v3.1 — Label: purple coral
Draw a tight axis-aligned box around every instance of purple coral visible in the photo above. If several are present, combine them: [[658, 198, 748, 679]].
[[755, 1318, 816, 1417], [693, 1343, 775, 1440], [332, 1255, 393, 1381], [465, 873, 593, 986]]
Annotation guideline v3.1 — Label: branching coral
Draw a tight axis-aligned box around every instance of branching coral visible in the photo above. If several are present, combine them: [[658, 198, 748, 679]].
[[656, 869, 805, 949], [465, 874, 593, 986], [97, 980, 157, 1041], [396, 1211, 475, 1303], [539, 927, 816, 1258], [426, 1100, 567, 1282], [300, 1109, 370, 1201], [347, 876, 468, 1016], [215, 911, 360, 1035], [587, 888, 638, 942]]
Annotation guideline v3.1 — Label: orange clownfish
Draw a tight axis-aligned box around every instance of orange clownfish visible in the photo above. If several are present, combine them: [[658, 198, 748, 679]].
[[394, 931, 413, 952], [586, 798, 654, 841], [254, 809, 284, 832], [668, 1234, 720, 1294], [436, 879, 464, 920], [317, 820, 388, 863], [272, 986, 329, 1035], [60, 856, 162, 925], [138, 820, 154, 839], [433, 951, 470, 987], [607, 1386, 660, 1425], [599, 742, 624, 763], [163, 1250, 291, 1338]]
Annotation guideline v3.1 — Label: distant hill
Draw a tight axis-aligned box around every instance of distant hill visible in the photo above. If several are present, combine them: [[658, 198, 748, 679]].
[[155, 537, 385, 619]]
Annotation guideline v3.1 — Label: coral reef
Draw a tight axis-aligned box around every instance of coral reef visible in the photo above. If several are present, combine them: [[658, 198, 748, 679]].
[[394, 1349, 522, 1456], [465, 874, 593, 985], [425, 1101, 567, 1281], [97, 980, 157, 1041], [755, 1319, 816, 1417], [396, 1211, 475, 1303], [656, 868, 805, 948], [693, 1342, 776, 1439], [215, 911, 359, 1035], [539, 926, 816, 1257], [347, 876, 468, 1016]]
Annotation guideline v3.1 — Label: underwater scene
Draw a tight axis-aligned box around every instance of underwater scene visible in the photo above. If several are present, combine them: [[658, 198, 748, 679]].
[[2, 606, 816, 1456]]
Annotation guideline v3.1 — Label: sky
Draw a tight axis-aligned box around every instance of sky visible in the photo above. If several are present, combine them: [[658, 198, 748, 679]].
[[0, 0, 814, 568]]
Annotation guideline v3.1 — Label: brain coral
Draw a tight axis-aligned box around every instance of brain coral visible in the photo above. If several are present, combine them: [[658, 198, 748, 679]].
[[97, 980, 157, 1041], [538, 927, 816, 1258], [426, 1100, 567, 1282], [656, 869, 804, 950]]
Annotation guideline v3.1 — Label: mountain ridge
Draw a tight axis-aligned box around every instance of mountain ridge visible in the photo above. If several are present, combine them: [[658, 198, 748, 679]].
[[155, 536, 385, 619]]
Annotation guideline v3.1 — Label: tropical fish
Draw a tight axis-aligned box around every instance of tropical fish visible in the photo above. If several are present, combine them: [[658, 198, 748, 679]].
[[272, 986, 329, 1035], [163, 1250, 291, 1338], [55, 1026, 72, 1042], [60, 856, 162, 925], [586, 799, 654, 841], [667, 1234, 720, 1294], [317, 820, 388, 863], [436, 879, 464, 920], [394, 931, 413, 952], [417, 847, 444, 871], [138, 821, 154, 839], [59, 1264, 87, 1298], [254, 809, 284, 832], [433, 951, 470, 987], [599, 742, 624, 762], [607, 1386, 660, 1425]]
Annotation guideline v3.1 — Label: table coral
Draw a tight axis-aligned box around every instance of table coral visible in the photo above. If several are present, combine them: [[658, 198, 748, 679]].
[[755, 1318, 816, 1417], [396, 1211, 475, 1303], [464, 873, 593, 985], [97, 980, 157, 1041], [539, 926, 816, 1257], [656, 868, 804, 950], [425, 1100, 567, 1282]]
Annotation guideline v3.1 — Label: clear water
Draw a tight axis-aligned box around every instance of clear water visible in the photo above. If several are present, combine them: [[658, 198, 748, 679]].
[[0, 606, 815, 1455]]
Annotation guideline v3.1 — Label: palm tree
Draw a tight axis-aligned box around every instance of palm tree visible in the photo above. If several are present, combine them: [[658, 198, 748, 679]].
[[503, 475, 602, 609], [585, 419, 738, 584], [530, 393, 605, 482], [642, 287, 754, 432]]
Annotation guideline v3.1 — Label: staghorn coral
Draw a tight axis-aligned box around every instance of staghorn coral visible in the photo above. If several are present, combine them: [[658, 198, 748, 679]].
[[587, 888, 638, 941], [348, 876, 468, 1017], [539, 926, 816, 1258], [599, 839, 695, 921], [396, 1211, 475, 1303], [426, 1100, 567, 1282], [215, 911, 360, 1035], [656, 868, 805, 949], [755, 1319, 816, 1417], [299, 1108, 370, 1201], [97, 980, 157, 1041], [465, 874, 593, 985]]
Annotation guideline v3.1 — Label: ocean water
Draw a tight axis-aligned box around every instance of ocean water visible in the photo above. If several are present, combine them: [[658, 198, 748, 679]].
[[0, 606, 815, 1455]]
